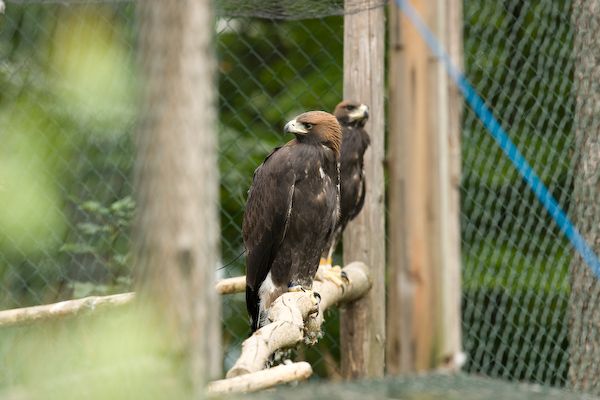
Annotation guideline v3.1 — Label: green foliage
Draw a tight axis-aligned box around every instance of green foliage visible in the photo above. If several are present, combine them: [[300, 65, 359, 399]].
[[60, 196, 135, 297]]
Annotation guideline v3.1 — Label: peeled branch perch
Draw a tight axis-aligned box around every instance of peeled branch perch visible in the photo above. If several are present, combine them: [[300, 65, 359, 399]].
[[208, 361, 312, 394], [215, 276, 246, 294], [0, 275, 246, 328], [0, 292, 134, 327], [226, 261, 371, 378]]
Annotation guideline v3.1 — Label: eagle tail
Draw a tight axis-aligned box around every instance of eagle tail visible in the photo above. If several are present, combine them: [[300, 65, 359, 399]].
[[246, 285, 260, 332]]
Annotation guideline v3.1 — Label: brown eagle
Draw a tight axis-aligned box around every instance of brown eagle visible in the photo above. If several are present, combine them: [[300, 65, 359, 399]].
[[319, 100, 370, 279], [243, 111, 342, 332]]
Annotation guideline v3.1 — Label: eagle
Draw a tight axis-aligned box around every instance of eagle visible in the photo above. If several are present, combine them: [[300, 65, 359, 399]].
[[318, 100, 370, 281], [243, 111, 342, 332]]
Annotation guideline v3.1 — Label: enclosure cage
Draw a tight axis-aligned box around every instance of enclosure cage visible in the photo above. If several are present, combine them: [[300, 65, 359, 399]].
[[1, 0, 600, 397]]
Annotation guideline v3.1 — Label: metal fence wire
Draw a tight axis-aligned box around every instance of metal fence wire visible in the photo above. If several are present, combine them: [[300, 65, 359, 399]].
[[460, 0, 575, 387], [1, 0, 600, 394]]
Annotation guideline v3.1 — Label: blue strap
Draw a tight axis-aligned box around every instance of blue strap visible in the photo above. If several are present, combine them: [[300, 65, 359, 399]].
[[397, 0, 600, 277]]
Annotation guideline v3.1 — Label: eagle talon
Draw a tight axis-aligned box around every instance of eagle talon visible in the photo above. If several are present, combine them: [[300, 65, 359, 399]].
[[288, 285, 306, 293], [316, 264, 346, 288], [341, 270, 349, 285], [313, 291, 321, 306], [304, 290, 320, 318]]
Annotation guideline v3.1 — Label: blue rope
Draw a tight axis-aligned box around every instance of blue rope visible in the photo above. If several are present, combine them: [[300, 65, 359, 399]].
[[397, 0, 600, 278]]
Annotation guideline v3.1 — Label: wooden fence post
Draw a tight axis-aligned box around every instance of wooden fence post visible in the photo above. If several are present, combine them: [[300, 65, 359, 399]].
[[569, 1, 600, 394], [341, 0, 386, 379], [135, 0, 221, 393], [386, 0, 463, 373]]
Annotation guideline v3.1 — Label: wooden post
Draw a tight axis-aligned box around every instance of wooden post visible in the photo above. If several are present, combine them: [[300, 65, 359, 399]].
[[135, 0, 221, 393], [569, 1, 600, 394], [386, 0, 463, 373], [341, 0, 386, 379]]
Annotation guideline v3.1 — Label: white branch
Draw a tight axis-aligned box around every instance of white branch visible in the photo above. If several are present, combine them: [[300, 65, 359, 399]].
[[208, 361, 312, 394], [226, 261, 371, 378], [0, 275, 248, 328], [0, 292, 134, 327], [215, 276, 246, 294]]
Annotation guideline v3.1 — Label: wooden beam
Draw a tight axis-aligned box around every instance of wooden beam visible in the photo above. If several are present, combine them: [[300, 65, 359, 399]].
[[135, 0, 221, 391], [386, 0, 463, 373], [569, 0, 600, 393], [439, 0, 463, 372], [341, 0, 386, 380]]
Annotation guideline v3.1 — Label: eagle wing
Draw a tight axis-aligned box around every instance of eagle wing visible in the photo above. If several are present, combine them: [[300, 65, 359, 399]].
[[243, 146, 295, 293], [339, 127, 370, 225]]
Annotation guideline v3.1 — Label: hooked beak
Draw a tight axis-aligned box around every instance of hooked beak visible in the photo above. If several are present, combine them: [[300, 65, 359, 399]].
[[284, 118, 308, 135], [348, 104, 369, 121]]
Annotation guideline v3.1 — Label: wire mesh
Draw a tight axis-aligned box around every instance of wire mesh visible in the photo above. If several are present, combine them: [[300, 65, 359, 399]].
[[460, 0, 577, 388]]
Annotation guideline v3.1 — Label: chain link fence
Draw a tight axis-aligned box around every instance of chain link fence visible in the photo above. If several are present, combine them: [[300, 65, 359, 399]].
[[460, 0, 576, 387], [1, 0, 600, 395]]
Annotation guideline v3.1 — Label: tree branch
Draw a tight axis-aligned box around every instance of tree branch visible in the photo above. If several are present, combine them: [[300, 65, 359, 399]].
[[215, 276, 246, 294], [226, 261, 371, 378], [208, 361, 312, 394], [0, 275, 246, 328], [0, 292, 134, 327]]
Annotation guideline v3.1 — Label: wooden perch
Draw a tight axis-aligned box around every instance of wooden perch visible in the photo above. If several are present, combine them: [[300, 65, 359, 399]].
[[208, 361, 312, 395], [0, 276, 246, 328], [215, 276, 246, 294], [0, 292, 134, 327], [226, 261, 371, 378]]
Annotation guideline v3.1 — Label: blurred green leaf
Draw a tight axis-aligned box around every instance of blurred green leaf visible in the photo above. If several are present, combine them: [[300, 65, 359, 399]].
[[76, 222, 110, 236], [80, 201, 110, 216], [59, 243, 96, 255]]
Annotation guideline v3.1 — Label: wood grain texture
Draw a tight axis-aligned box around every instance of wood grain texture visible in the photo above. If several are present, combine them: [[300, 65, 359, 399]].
[[569, 1, 600, 394], [341, 0, 386, 379], [135, 0, 221, 391], [209, 362, 313, 394], [386, 0, 462, 374], [215, 276, 247, 295], [0, 293, 134, 327]]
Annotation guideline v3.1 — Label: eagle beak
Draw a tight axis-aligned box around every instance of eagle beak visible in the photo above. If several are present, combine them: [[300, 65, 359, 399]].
[[284, 119, 308, 135], [349, 104, 369, 121]]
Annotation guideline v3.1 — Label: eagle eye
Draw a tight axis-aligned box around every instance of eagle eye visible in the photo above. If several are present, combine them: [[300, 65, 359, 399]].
[[305, 123, 313, 130], [346, 105, 356, 111]]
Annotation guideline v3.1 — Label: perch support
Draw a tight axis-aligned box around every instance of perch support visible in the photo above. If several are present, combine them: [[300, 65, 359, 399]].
[[0, 276, 247, 328], [226, 261, 371, 378], [215, 276, 246, 294], [207, 361, 312, 394], [0, 292, 135, 327]]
